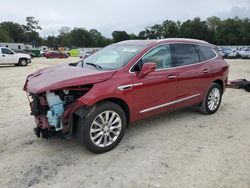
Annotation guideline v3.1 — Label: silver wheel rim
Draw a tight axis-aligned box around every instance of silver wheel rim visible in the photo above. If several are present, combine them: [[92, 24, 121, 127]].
[[90, 111, 122, 148], [21, 60, 26, 66], [207, 88, 221, 111]]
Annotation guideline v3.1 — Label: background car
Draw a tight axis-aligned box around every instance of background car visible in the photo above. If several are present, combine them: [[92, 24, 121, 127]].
[[222, 47, 241, 59], [0, 47, 31, 66], [43, 51, 69, 59], [238, 48, 250, 59]]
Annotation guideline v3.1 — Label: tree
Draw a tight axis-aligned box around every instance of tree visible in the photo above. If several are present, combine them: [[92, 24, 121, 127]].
[[128, 33, 138, 40], [0, 27, 12, 42], [57, 27, 71, 47], [138, 31, 146, 39], [179, 17, 213, 42], [70, 28, 94, 47], [161, 20, 179, 38], [0, 22, 27, 42], [24, 16, 42, 32], [46, 36, 58, 48], [89, 29, 107, 47], [112, 31, 129, 42], [26, 31, 43, 46]]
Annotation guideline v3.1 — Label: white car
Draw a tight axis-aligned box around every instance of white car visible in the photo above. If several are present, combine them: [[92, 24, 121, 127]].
[[0, 47, 31, 66], [223, 48, 240, 59], [239, 48, 250, 59]]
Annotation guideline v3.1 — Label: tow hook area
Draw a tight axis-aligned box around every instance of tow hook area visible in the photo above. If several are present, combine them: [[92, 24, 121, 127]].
[[33, 127, 55, 139]]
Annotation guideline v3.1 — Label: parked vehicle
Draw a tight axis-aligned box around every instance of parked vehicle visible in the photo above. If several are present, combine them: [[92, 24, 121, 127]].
[[24, 38, 229, 153], [43, 51, 69, 59], [222, 47, 241, 59], [66, 49, 80, 57], [13, 49, 36, 58], [80, 51, 95, 59], [0, 47, 31, 66], [238, 48, 250, 59]]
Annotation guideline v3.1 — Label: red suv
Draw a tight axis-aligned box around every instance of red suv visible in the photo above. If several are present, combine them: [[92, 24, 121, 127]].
[[24, 38, 229, 153]]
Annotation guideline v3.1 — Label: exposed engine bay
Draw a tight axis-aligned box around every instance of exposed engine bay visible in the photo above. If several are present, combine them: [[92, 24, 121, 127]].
[[27, 85, 92, 138]]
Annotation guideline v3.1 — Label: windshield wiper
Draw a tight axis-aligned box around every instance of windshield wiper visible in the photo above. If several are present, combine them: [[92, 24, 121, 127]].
[[85, 62, 102, 70]]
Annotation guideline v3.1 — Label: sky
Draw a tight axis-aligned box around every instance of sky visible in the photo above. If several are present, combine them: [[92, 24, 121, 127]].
[[0, 0, 250, 38]]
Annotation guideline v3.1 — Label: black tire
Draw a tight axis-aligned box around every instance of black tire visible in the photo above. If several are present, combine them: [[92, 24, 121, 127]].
[[76, 102, 127, 153], [199, 83, 222, 115], [18, 58, 28, 66]]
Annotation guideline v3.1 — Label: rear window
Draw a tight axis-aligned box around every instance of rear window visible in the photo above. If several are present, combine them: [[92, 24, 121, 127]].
[[196, 45, 216, 61], [171, 44, 200, 67]]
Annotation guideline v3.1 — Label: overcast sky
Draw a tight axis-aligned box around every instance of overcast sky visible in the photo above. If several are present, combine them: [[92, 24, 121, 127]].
[[0, 0, 250, 37]]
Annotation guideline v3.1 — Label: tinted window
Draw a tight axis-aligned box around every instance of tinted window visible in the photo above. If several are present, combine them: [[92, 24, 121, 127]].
[[1, 48, 14, 55], [171, 44, 199, 66], [196, 45, 216, 61], [131, 44, 172, 72], [142, 45, 172, 69]]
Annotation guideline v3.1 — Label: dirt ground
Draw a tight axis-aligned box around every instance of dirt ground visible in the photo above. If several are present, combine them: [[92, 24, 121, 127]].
[[0, 57, 249, 188]]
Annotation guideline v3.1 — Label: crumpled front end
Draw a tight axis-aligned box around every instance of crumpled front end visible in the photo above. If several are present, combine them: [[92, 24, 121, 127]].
[[26, 86, 91, 138]]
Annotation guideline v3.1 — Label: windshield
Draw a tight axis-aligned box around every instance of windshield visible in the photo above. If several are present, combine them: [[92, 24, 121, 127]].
[[78, 44, 144, 70]]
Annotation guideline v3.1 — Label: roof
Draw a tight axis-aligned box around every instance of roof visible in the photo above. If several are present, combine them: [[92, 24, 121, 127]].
[[117, 40, 157, 46], [118, 38, 212, 47]]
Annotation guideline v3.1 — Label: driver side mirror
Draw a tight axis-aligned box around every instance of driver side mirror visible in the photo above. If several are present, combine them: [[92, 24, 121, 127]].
[[138, 63, 156, 78]]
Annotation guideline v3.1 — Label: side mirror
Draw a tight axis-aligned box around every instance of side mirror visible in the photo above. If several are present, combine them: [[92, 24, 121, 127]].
[[138, 63, 156, 78]]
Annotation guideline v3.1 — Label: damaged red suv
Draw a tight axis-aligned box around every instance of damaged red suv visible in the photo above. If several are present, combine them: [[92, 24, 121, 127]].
[[24, 39, 229, 153]]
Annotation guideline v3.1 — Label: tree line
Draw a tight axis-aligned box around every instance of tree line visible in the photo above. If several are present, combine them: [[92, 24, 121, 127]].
[[0, 16, 250, 48]]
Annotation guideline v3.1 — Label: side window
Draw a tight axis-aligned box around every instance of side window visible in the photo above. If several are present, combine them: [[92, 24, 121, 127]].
[[1, 48, 14, 55], [140, 45, 172, 70], [196, 45, 216, 61], [171, 44, 199, 67]]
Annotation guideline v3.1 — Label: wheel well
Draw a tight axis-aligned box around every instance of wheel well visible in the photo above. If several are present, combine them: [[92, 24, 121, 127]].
[[97, 98, 130, 124], [213, 79, 224, 91], [19, 58, 27, 62]]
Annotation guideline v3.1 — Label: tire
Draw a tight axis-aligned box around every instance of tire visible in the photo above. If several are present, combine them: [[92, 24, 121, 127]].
[[18, 58, 28, 66], [199, 83, 222, 115], [76, 102, 127, 153]]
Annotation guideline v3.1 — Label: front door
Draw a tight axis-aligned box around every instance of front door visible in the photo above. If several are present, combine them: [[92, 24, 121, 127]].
[[1, 48, 16, 64], [131, 44, 178, 119]]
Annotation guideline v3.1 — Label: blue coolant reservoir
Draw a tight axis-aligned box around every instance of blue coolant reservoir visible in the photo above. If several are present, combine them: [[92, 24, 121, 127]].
[[46, 92, 64, 131]]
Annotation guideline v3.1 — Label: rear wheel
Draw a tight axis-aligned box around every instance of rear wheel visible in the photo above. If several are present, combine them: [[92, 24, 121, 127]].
[[199, 83, 222, 114], [18, 58, 28, 66], [76, 102, 126, 153]]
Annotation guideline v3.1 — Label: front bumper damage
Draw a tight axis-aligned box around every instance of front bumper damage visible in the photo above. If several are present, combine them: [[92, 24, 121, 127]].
[[26, 90, 85, 139]]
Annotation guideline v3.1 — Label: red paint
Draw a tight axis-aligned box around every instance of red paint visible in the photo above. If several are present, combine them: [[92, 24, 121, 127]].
[[43, 51, 68, 59], [24, 39, 229, 132]]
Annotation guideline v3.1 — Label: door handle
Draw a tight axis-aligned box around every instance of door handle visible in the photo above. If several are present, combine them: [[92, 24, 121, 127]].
[[203, 69, 209, 73], [168, 75, 176, 79]]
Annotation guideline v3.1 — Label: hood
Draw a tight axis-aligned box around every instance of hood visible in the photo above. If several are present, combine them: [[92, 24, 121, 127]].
[[24, 65, 116, 94]]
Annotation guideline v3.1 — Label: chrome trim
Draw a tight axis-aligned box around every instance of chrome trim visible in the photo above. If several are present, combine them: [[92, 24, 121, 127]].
[[129, 42, 218, 73], [117, 83, 143, 91], [140, 93, 200, 113], [168, 75, 176, 79]]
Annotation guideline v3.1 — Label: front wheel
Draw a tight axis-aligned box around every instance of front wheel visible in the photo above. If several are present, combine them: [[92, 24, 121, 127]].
[[18, 58, 28, 66], [76, 102, 127, 153], [199, 83, 222, 114]]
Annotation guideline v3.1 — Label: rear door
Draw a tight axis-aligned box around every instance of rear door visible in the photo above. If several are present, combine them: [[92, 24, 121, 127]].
[[170, 43, 212, 108], [131, 44, 178, 119]]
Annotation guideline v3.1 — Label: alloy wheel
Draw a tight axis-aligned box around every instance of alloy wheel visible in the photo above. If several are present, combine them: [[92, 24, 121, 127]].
[[90, 111, 122, 147], [207, 88, 221, 111]]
